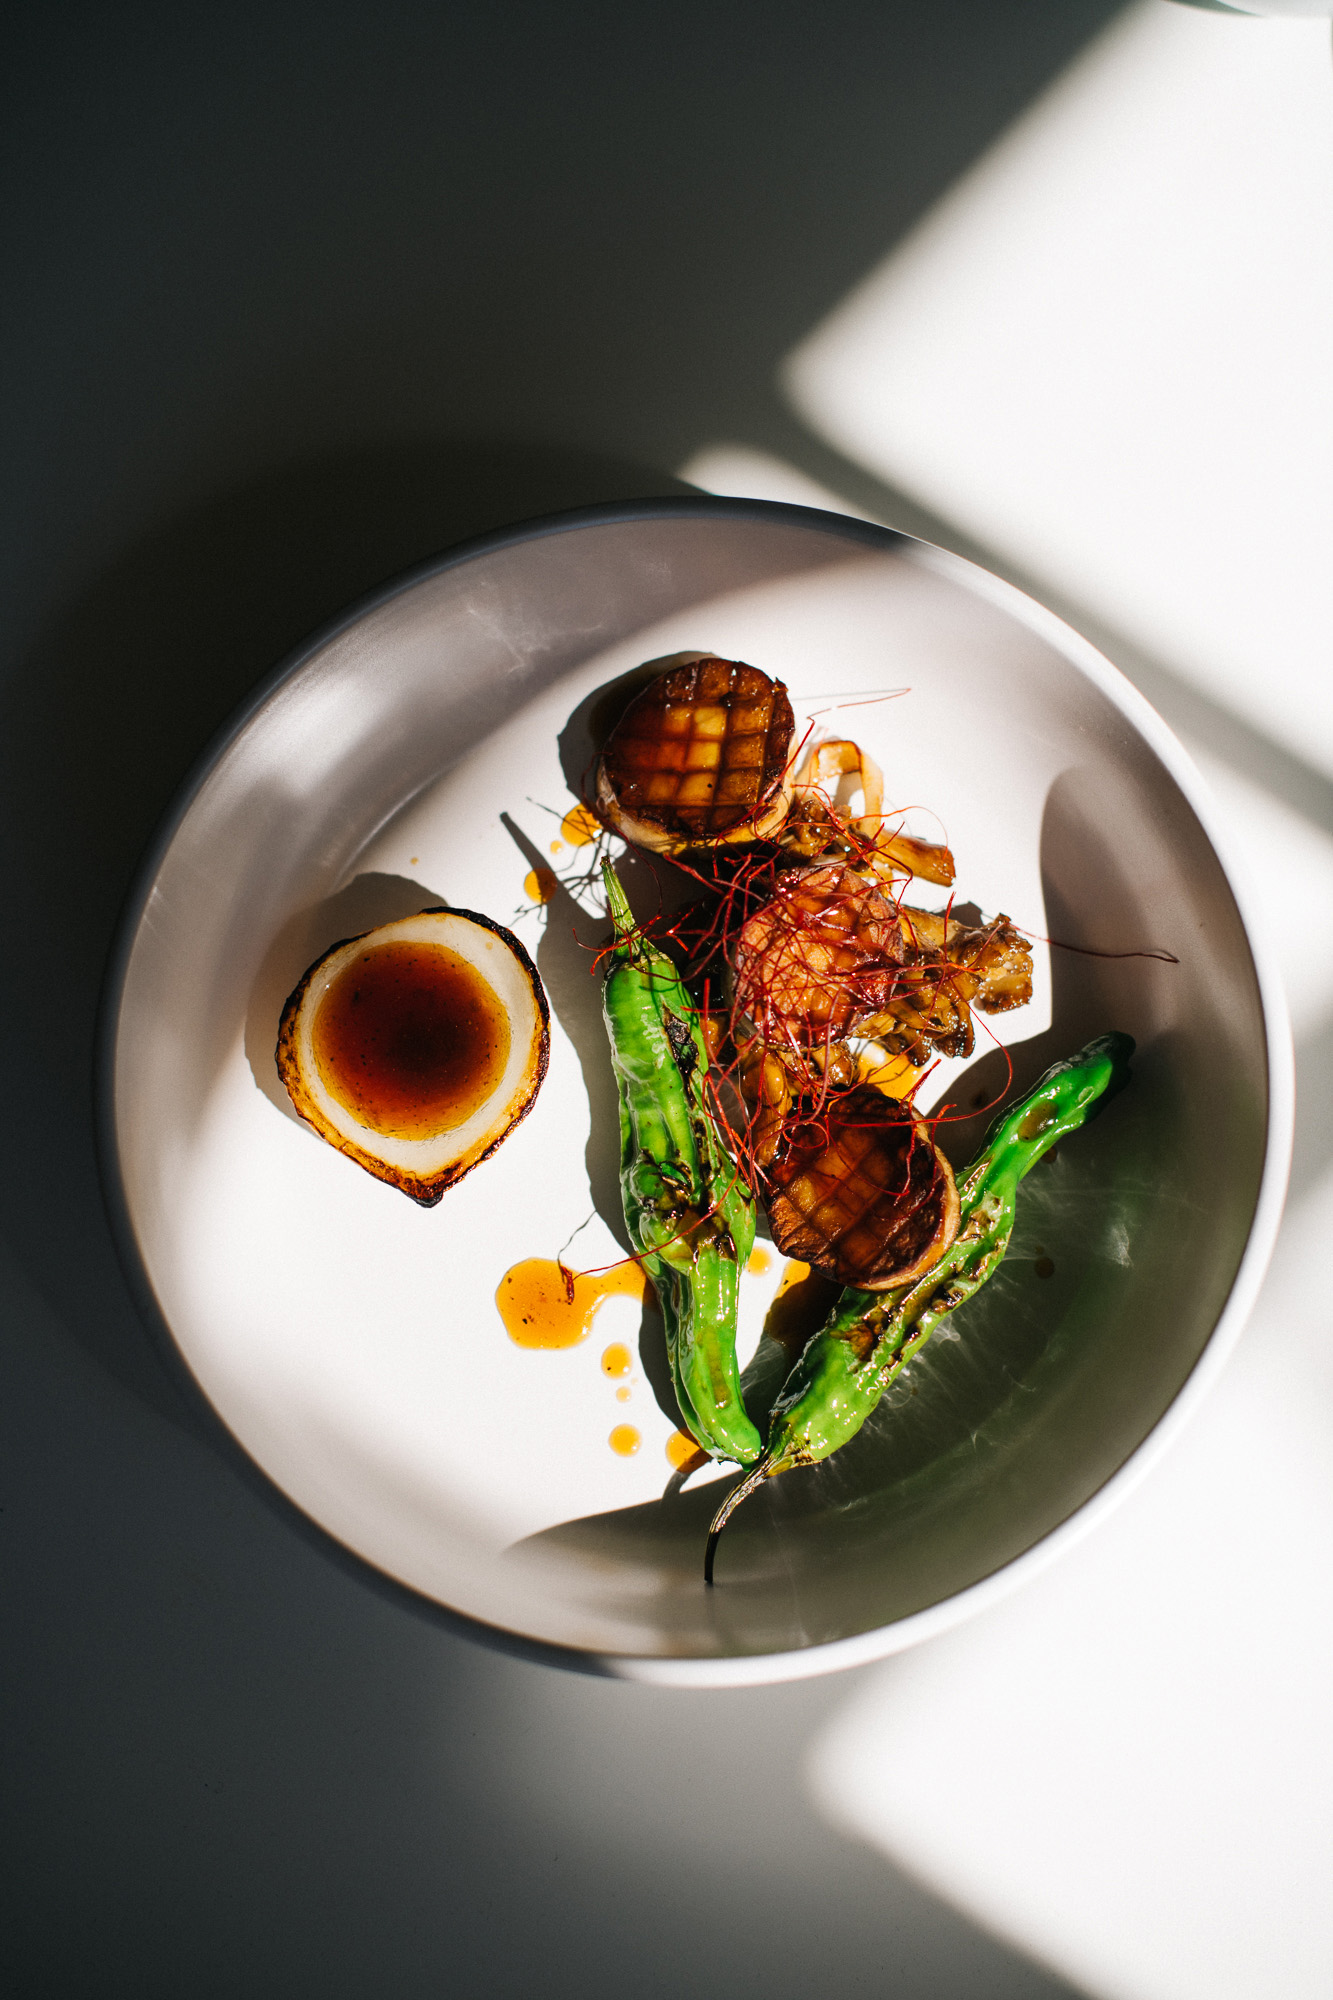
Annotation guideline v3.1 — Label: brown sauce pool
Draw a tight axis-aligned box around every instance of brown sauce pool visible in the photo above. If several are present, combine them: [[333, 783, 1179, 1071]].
[[313, 940, 510, 1141]]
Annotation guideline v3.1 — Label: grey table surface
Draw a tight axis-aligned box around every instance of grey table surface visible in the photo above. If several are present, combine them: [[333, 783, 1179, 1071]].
[[0, 6, 1127, 1994]]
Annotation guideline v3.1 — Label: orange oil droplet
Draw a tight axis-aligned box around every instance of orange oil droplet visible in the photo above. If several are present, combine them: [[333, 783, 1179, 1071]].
[[549, 840, 564, 856], [859, 1046, 922, 1099], [601, 1341, 632, 1377], [524, 867, 558, 905], [666, 1430, 708, 1473], [409, 856, 419, 866], [616, 1386, 632, 1403], [775, 1258, 812, 1297], [746, 1246, 773, 1275], [560, 803, 601, 848], [496, 1258, 646, 1350], [609, 1424, 641, 1457]]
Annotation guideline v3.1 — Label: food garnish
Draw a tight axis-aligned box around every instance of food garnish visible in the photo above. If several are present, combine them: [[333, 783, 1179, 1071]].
[[704, 1034, 1135, 1581], [277, 908, 548, 1204], [785, 736, 955, 888]]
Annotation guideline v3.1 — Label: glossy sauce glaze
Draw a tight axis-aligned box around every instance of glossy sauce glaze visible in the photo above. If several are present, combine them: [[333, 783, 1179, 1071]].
[[313, 940, 510, 1141], [496, 1258, 647, 1350]]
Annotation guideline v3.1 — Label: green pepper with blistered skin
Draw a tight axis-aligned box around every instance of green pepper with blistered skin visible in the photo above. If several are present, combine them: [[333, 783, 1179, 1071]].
[[705, 1032, 1133, 1578], [601, 863, 763, 1466]]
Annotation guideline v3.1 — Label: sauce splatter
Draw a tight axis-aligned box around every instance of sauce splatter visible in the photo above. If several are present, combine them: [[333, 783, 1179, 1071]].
[[746, 1246, 773, 1275], [549, 840, 564, 856], [496, 1258, 646, 1350], [524, 867, 558, 905], [609, 1424, 641, 1457], [561, 803, 602, 848], [601, 1342, 632, 1377], [666, 1430, 707, 1473], [616, 1386, 632, 1403]]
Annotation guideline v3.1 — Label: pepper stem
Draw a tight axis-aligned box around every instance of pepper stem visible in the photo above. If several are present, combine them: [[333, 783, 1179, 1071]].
[[704, 1458, 772, 1586], [601, 859, 635, 941]]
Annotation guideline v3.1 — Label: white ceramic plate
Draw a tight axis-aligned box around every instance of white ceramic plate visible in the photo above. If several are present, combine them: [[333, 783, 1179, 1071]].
[[100, 500, 1292, 1684]]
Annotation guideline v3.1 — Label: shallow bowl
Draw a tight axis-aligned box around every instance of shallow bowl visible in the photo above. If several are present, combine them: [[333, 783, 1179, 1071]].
[[100, 498, 1291, 1684]]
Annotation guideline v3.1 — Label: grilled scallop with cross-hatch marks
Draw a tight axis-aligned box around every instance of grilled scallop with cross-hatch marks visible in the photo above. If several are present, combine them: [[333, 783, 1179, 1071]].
[[596, 654, 797, 853], [762, 1086, 960, 1291]]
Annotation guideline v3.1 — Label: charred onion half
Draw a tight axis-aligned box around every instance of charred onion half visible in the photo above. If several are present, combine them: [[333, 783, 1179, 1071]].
[[276, 909, 549, 1205]]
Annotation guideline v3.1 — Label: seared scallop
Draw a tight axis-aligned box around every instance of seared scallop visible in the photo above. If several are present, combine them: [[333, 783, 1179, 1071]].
[[596, 655, 796, 853], [762, 1086, 959, 1291], [276, 908, 549, 1205]]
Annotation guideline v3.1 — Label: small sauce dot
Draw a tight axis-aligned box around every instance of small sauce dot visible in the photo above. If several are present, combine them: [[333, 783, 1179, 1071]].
[[561, 803, 601, 848], [1034, 1255, 1056, 1280], [609, 1424, 641, 1457], [860, 1046, 922, 1099], [746, 1246, 773, 1275], [549, 840, 565, 856], [496, 1258, 646, 1349], [616, 1386, 632, 1403], [666, 1430, 707, 1473], [409, 856, 419, 866], [524, 867, 558, 905], [601, 1341, 632, 1377]]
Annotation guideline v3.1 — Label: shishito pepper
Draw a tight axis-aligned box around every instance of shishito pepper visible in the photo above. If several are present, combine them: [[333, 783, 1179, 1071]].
[[601, 863, 763, 1466], [705, 1032, 1134, 1580]]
